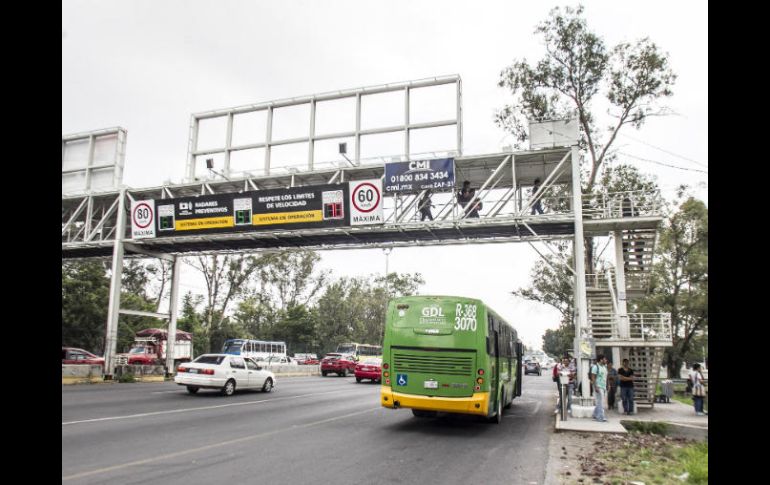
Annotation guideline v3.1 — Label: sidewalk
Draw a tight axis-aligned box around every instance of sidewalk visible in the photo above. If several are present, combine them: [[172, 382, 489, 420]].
[[555, 398, 708, 434]]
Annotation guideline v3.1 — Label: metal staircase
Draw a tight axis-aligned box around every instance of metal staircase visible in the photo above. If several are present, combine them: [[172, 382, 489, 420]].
[[622, 229, 656, 296], [587, 288, 616, 339], [626, 346, 665, 406]]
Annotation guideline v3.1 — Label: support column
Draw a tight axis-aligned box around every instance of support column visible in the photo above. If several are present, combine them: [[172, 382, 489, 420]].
[[614, 231, 629, 338], [165, 256, 182, 375], [104, 189, 127, 378], [570, 146, 591, 399]]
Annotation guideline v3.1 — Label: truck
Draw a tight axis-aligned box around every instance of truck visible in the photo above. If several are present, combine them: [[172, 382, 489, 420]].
[[115, 328, 193, 367]]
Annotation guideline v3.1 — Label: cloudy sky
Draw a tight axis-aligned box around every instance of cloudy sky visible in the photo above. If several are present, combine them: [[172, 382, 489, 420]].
[[62, 0, 707, 350]]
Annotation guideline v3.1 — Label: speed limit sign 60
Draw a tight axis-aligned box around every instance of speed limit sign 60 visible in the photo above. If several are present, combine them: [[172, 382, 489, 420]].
[[352, 182, 380, 213], [349, 179, 383, 226]]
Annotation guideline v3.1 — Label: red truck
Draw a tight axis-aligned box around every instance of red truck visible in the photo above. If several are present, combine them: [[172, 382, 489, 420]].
[[320, 353, 357, 377], [115, 328, 193, 367]]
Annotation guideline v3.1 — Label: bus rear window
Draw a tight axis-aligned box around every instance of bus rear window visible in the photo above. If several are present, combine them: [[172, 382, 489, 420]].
[[222, 342, 243, 354]]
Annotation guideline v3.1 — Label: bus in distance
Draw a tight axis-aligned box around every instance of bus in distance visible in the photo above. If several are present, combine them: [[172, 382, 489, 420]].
[[335, 342, 382, 359], [222, 339, 287, 361], [380, 295, 522, 423]]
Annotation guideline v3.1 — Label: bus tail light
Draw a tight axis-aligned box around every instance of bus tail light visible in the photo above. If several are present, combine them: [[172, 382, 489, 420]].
[[385, 378, 391, 385], [476, 377, 484, 385], [383, 371, 389, 378], [477, 369, 485, 376], [383, 363, 389, 370], [474, 385, 481, 391]]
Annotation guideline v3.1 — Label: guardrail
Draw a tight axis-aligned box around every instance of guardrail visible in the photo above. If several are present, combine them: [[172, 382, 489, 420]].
[[628, 313, 672, 341], [582, 189, 662, 219]]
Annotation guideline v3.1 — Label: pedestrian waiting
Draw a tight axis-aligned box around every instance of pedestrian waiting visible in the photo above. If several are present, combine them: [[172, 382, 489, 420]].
[[618, 359, 635, 415], [590, 355, 608, 422], [690, 363, 707, 416]]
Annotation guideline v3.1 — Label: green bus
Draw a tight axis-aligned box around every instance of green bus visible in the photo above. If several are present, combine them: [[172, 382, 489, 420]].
[[380, 295, 523, 423]]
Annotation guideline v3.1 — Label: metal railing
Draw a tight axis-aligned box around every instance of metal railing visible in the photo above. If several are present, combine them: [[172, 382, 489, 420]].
[[585, 269, 615, 289], [625, 272, 652, 292], [582, 189, 662, 219], [628, 313, 673, 341]]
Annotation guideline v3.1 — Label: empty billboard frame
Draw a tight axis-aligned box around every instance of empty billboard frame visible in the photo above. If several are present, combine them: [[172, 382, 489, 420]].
[[185, 75, 463, 182], [62, 127, 127, 195]]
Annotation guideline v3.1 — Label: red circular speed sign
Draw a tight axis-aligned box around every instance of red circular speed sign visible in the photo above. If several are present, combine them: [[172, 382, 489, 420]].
[[352, 182, 380, 213], [132, 202, 154, 228]]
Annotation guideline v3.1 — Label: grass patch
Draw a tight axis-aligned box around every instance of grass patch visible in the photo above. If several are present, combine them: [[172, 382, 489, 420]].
[[623, 420, 668, 435], [117, 372, 136, 383], [573, 434, 707, 485], [672, 393, 708, 412]]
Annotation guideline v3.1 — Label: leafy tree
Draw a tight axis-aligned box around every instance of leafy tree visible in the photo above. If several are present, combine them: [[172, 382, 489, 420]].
[[635, 191, 707, 377], [191, 255, 261, 352], [62, 261, 110, 353], [542, 327, 575, 358], [252, 250, 328, 311], [176, 292, 207, 357], [496, 4, 675, 270], [270, 304, 318, 354]]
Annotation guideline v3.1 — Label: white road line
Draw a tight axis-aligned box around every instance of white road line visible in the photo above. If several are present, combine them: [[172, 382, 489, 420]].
[[62, 389, 352, 426], [62, 407, 380, 481]]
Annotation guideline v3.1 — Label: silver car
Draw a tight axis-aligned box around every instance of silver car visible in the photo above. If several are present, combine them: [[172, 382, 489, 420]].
[[174, 354, 276, 396]]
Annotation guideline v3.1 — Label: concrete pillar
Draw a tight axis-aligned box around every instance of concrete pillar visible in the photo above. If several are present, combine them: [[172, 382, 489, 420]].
[[614, 231, 629, 339], [165, 256, 182, 374], [570, 146, 591, 399], [104, 189, 127, 378]]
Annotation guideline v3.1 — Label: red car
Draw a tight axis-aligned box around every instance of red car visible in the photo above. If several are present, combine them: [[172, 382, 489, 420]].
[[354, 358, 382, 383], [320, 353, 357, 377], [62, 347, 105, 365]]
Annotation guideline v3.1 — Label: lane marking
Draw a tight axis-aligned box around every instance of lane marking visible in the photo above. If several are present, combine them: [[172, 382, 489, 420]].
[[62, 406, 379, 481], [62, 389, 369, 426]]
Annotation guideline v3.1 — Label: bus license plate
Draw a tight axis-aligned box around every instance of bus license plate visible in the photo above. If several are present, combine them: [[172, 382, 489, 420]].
[[424, 380, 438, 389]]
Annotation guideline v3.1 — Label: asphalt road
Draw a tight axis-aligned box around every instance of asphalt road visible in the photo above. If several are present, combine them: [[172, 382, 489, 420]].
[[62, 371, 556, 485]]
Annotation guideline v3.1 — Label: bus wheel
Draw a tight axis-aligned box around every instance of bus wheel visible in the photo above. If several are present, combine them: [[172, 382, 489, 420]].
[[488, 398, 503, 424], [412, 410, 437, 418]]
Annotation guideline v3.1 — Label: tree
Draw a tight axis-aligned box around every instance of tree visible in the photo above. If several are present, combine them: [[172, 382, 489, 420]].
[[496, 4, 676, 271], [176, 292, 207, 357], [62, 261, 110, 353], [191, 255, 261, 352], [543, 327, 575, 358], [252, 250, 328, 312], [635, 191, 707, 378]]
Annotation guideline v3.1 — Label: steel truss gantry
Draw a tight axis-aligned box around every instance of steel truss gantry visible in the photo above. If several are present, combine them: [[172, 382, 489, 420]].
[[62, 146, 667, 381]]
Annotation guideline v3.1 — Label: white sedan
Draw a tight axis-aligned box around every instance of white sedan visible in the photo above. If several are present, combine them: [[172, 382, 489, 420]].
[[175, 354, 276, 396]]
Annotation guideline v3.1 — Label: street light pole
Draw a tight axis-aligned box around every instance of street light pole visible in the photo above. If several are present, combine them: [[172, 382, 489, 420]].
[[383, 247, 392, 297]]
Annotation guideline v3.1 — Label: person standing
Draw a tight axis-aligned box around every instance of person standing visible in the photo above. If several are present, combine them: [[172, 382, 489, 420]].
[[590, 354, 608, 422], [617, 359, 635, 415], [607, 361, 618, 413], [418, 190, 434, 221], [555, 356, 576, 414], [690, 363, 707, 416], [531, 178, 544, 215], [465, 188, 482, 218], [457, 181, 472, 209]]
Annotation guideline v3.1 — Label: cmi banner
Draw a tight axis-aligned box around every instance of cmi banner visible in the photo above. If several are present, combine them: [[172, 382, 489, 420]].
[[384, 157, 455, 194]]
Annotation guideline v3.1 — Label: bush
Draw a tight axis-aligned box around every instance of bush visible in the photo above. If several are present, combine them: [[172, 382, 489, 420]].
[[117, 371, 136, 383], [623, 420, 669, 435]]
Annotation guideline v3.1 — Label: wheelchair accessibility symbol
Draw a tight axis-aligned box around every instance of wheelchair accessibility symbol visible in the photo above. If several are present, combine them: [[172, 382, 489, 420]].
[[396, 374, 408, 386]]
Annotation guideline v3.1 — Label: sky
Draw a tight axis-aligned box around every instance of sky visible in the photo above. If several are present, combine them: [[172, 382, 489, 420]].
[[62, 0, 708, 350]]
